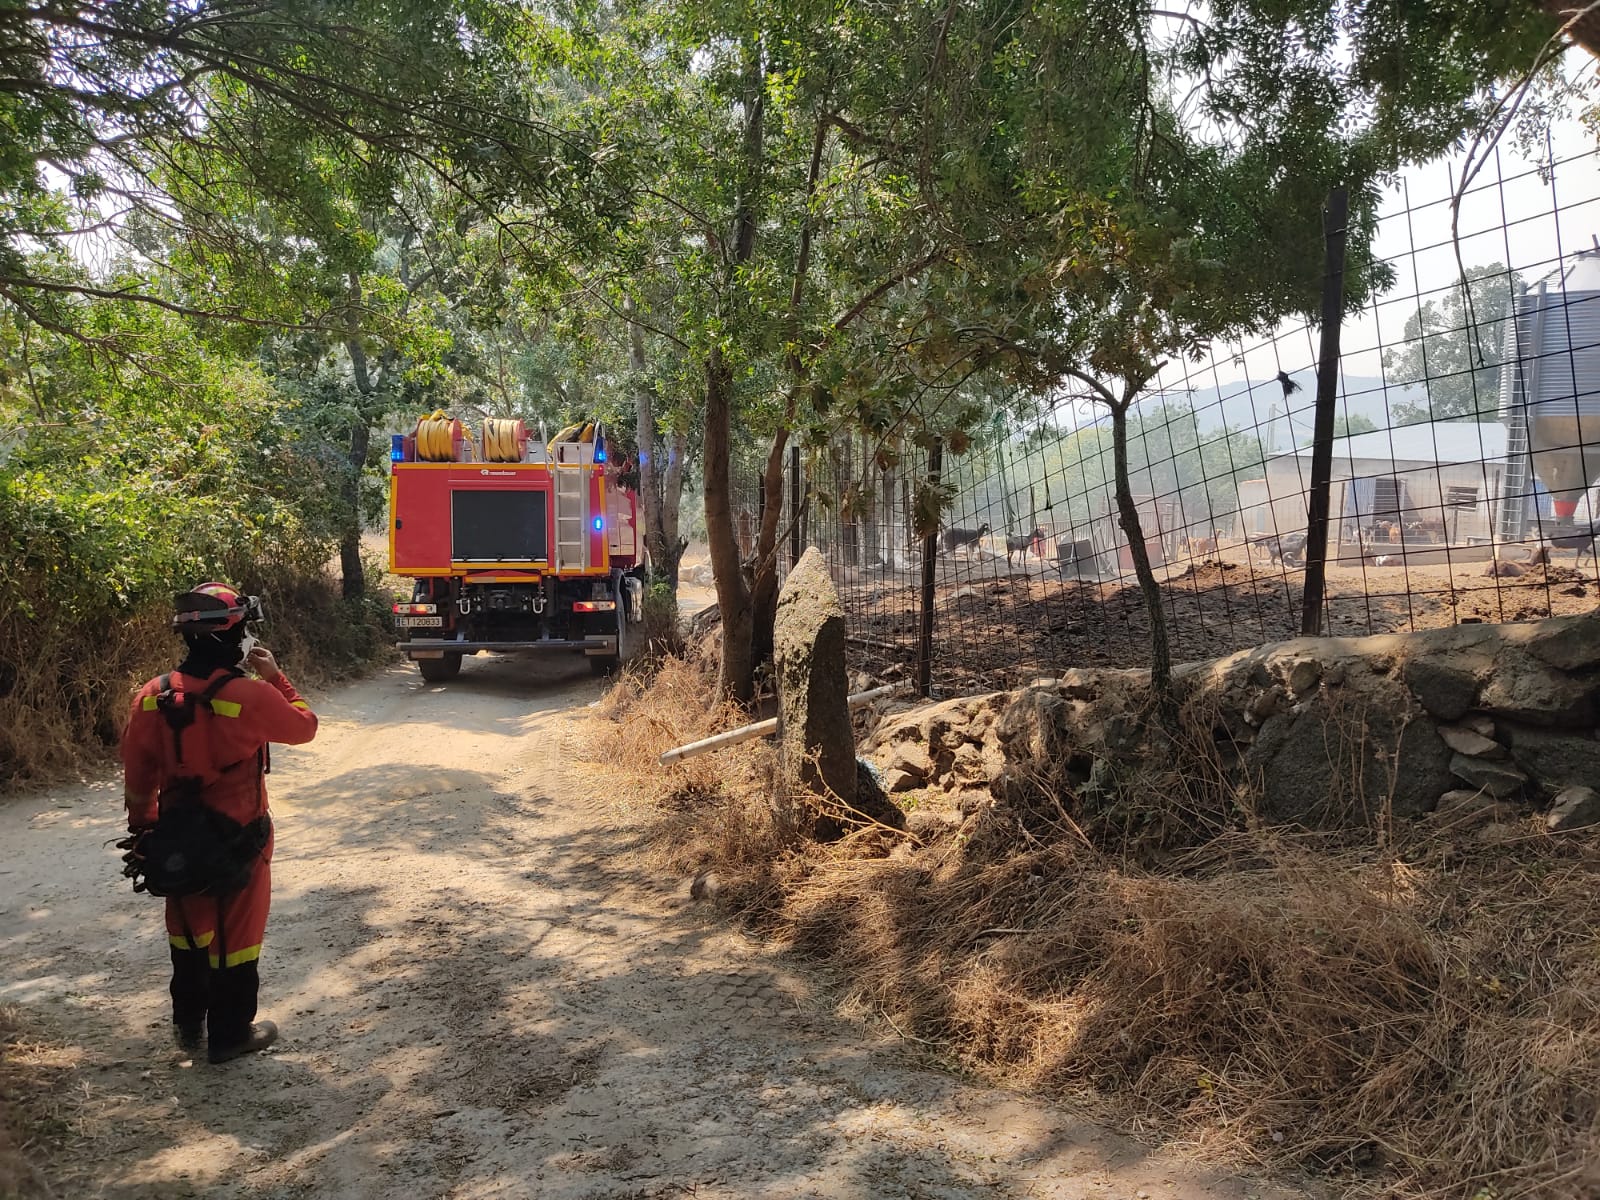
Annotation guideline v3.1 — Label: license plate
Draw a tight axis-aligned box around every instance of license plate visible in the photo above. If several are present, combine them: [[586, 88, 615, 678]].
[[401, 616, 442, 628]]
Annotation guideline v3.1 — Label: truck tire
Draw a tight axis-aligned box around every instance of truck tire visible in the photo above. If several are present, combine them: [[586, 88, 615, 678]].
[[417, 653, 462, 682], [589, 580, 629, 676]]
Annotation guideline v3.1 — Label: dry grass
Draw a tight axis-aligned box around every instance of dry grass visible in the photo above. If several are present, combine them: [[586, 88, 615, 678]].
[[582, 653, 1600, 1200], [779, 832, 1600, 1199], [0, 1007, 78, 1200], [583, 645, 792, 901]]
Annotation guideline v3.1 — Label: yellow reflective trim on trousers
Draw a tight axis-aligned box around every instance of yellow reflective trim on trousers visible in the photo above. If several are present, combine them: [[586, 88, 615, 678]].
[[208, 699, 242, 718], [142, 696, 159, 711], [169, 931, 215, 950], [208, 944, 261, 969]]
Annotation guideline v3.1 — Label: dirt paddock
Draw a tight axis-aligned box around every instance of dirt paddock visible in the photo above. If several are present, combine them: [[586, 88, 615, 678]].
[[831, 541, 1600, 692]]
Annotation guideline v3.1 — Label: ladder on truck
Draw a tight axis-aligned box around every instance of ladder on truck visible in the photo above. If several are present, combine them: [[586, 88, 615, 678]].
[[553, 465, 588, 570], [550, 422, 600, 571]]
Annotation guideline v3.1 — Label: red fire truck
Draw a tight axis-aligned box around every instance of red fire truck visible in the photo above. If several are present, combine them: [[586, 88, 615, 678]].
[[387, 412, 644, 681]]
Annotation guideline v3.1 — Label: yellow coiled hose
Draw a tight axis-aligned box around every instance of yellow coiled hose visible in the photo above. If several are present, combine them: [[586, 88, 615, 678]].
[[482, 418, 526, 463], [415, 410, 461, 462]]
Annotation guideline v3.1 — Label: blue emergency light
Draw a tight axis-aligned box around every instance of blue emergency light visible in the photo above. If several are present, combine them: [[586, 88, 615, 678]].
[[593, 516, 605, 532], [594, 447, 606, 463], [390, 434, 405, 462]]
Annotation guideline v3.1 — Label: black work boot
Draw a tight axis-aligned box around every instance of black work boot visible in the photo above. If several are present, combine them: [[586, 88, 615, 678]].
[[208, 1020, 278, 1064], [174, 1023, 205, 1054]]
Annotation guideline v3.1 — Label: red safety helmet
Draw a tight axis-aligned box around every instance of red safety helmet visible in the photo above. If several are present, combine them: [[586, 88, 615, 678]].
[[172, 582, 265, 632]]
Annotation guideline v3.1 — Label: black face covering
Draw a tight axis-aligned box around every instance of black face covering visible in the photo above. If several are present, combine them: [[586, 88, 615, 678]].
[[177, 627, 247, 677]]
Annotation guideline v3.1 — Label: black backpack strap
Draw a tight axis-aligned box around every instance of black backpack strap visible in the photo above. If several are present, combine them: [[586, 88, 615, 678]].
[[158, 667, 242, 767], [195, 668, 242, 708]]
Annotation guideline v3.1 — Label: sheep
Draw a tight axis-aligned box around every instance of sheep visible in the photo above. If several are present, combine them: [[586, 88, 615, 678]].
[[941, 523, 991, 557], [1005, 527, 1046, 566]]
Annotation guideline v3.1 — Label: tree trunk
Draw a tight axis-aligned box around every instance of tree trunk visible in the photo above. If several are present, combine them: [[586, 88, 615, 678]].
[[839, 438, 859, 567], [705, 34, 765, 702], [748, 426, 791, 668], [659, 425, 688, 588], [749, 114, 829, 669], [342, 331, 374, 601], [626, 296, 687, 595], [861, 429, 881, 567], [705, 351, 755, 702], [1538, 0, 1600, 57], [1109, 397, 1173, 708]]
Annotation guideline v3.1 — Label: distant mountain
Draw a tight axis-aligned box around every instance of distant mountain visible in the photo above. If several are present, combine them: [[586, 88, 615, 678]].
[[1134, 371, 1433, 447]]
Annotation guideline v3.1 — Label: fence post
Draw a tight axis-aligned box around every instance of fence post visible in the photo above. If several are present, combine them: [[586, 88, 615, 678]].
[[916, 436, 942, 698], [789, 442, 802, 567], [1301, 186, 1348, 636]]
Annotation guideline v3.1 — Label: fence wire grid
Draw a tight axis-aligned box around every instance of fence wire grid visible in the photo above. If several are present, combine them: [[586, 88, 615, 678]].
[[731, 144, 1600, 696]]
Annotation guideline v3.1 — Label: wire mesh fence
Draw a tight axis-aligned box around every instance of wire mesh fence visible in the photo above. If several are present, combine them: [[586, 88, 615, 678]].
[[734, 143, 1600, 696]]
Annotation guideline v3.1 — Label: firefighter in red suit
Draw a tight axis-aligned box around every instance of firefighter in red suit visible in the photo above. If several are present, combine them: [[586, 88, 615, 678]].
[[121, 583, 318, 1063]]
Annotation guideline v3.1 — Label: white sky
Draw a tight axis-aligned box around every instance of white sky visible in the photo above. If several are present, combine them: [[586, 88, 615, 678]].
[[1126, 110, 1600, 448]]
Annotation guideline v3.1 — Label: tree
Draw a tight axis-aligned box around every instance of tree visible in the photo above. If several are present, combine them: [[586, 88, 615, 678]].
[[1333, 414, 1379, 438], [1382, 264, 1515, 423], [0, 0, 633, 336]]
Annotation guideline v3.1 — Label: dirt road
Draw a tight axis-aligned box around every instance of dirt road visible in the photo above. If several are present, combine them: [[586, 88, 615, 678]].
[[1, 657, 1315, 1200]]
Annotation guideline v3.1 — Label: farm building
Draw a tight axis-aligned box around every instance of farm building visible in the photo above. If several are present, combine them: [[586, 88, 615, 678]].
[[1234, 422, 1513, 555]]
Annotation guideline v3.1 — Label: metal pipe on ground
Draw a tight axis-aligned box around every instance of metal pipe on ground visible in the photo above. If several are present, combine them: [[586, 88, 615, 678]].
[[657, 683, 908, 765]]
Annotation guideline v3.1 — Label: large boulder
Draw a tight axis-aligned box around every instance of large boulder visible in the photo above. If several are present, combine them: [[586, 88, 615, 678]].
[[773, 547, 857, 837]]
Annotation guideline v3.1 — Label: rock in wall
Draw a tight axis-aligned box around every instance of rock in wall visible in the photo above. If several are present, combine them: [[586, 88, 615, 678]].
[[866, 611, 1600, 838]]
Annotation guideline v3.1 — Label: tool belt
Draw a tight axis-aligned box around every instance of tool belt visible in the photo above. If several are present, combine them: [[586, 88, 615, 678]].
[[118, 787, 270, 898]]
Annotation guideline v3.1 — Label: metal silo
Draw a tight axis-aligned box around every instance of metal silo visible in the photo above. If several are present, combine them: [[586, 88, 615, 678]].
[[1495, 247, 1600, 541]]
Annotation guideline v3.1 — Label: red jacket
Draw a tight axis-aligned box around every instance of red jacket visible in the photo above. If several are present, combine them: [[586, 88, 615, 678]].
[[122, 668, 318, 830]]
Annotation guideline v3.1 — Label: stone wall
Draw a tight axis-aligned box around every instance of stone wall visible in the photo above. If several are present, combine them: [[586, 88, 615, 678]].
[[866, 611, 1600, 837]]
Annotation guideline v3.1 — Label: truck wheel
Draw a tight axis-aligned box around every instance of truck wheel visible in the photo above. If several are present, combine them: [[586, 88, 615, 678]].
[[590, 588, 627, 676], [417, 653, 462, 682]]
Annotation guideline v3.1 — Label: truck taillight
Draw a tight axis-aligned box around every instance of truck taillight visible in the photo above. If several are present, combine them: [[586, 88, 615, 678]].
[[573, 601, 616, 612], [392, 603, 438, 615]]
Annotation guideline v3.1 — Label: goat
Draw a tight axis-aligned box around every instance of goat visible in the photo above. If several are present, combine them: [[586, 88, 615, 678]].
[[941, 523, 990, 556], [1547, 522, 1600, 567], [1247, 531, 1307, 566], [1184, 535, 1217, 557], [1005, 527, 1046, 566]]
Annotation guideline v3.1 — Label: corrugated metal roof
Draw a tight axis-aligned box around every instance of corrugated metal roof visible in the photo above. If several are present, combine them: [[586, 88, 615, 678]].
[[1286, 421, 1507, 465]]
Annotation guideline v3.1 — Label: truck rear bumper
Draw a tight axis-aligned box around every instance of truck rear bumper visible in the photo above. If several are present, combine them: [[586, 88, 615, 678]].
[[400, 636, 618, 657]]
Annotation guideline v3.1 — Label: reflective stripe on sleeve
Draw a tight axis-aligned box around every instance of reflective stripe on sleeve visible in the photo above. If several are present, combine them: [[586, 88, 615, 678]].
[[290, 700, 310, 711], [141, 696, 159, 711], [208, 699, 242, 718]]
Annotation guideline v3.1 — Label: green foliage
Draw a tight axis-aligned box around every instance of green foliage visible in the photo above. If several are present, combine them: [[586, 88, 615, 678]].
[[0, 292, 377, 782], [1383, 264, 1515, 424], [1333, 414, 1379, 438], [0, 0, 1580, 714]]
